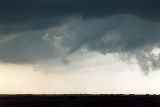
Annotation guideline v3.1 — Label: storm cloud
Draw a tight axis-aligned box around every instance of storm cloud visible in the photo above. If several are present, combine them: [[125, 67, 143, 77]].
[[1, 0, 160, 72], [1, 0, 160, 34]]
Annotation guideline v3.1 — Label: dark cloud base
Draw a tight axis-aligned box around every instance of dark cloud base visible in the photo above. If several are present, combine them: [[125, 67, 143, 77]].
[[0, 0, 160, 72]]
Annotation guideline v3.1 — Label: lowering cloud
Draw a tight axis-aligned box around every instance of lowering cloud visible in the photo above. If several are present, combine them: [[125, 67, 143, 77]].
[[0, 0, 160, 72]]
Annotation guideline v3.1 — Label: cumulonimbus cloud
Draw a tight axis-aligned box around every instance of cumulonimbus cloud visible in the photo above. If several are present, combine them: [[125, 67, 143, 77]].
[[0, 0, 160, 35], [0, 0, 160, 72]]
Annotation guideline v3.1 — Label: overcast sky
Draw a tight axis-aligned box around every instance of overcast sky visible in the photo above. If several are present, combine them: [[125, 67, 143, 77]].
[[1, 0, 160, 94]]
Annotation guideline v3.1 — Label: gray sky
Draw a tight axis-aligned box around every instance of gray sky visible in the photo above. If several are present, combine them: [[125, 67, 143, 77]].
[[0, 0, 160, 94]]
